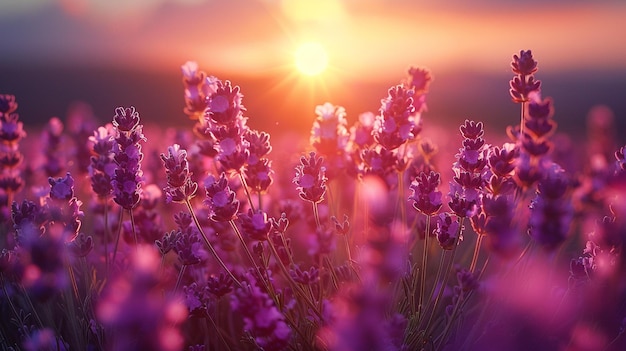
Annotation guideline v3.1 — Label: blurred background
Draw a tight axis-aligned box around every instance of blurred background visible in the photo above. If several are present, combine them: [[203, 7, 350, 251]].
[[1, 0, 625, 142]]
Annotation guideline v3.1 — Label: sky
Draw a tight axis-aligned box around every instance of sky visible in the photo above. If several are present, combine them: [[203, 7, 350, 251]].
[[1, 0, 625, 78], [1, 0, 625, 138]]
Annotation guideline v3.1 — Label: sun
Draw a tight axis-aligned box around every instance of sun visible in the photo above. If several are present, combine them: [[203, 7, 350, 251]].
[[294, 42, 329, 76]]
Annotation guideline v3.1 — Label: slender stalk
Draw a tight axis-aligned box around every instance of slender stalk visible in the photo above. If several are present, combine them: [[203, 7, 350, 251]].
[[312, 201, 322, 229], [205, 312, 233, 351], [267, 239, 323, 320], [229, 220, 273, 296], [238, 172, 255, 212], [1, 274, 21, 324], [418, 215, 431, 317], [184, 198, 242, 288], [469, 234, 484, 273], [323, 255, 339, 291], [111, 206, 124, 266], [343, 234, 361, 282], [19, 284, 44, 328], [103, 198, 109, 276], [129, 209, 138, 250], [174, 264, 186, 293], [520, 100, 526, 135], [423, 224, 462, 339]]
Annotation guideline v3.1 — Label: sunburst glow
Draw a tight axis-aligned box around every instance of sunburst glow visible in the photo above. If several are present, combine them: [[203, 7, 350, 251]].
[[294, 42, 329, 76]]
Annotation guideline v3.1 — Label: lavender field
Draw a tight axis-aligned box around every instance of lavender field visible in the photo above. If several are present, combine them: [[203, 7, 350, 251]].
[[1, 49, 626, 351]]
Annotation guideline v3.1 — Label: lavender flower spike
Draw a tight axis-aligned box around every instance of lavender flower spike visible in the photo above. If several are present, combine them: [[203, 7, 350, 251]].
[[111, 106, 146, 210]]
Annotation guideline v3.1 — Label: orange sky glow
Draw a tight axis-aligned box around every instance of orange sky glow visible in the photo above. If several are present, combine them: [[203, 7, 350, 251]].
[[1, 0, 625, 136], [2, 0, 624, 79]]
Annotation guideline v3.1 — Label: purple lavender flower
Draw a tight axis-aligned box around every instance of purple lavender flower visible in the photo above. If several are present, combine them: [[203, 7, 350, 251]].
[[311, 102, 349, 155], [205, 272, 234, 298], [509, 50, 541, 103], [615, 144, 626, 173], [405, 66, 433, 95], [448, 120, 488, 218], [230, 280, 291, 351], [161, 144, 198, 203], [181, 61, 216, 120], [373, 84, 418, 150], [111, 106, 146, 210], [88, 125, 116, 199], [41, 117, 65, 177], [294, 152, 327, 204], [358, 145, 402, 186], [529, 164, 573, 251], [0, 94, 26, 220], [290, 264, 320, 285], [156, 230, 181, 256], [409, 170, 443, 216], [244, 130, 274, 193], [203, 173, 240, 222], [479, 193, 520, 257], [97, 246, 187, 351], [48, 172, 75, 201], [434, 212, 460, 250], [206, 80, 246, 126], [239, 209, 272, 241], [175, 229, 202, 266]]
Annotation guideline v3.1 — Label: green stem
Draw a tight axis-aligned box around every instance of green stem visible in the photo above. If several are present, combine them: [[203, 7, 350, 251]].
[[129, 209, 138, 250], [205, 311, 233, 351], [423, 230, 461, 340], [267, 239, 323, 320], [238, 172, 256, 212], [111, 206, 124, 266], [312, 201, 322, 229], [103, 198, 109, 277], [174, 265, 186, 293], [229, 220, 274, 296], [1, 274, 21, 324], [418, 215, 431, 317], [184, 199, 242, 288], [469, 234, 484, 274]]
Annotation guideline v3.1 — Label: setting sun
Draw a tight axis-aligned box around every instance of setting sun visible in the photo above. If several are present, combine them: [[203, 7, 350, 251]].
[[294, 42, 329, 76]]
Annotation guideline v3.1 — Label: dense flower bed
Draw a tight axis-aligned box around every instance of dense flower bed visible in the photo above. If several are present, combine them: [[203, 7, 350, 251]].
[[0, 50, 625, 351]]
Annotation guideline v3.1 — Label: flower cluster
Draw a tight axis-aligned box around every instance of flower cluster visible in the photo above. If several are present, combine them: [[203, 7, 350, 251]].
[[509, 50, 541, 103], [111, 106, 146, 210], [2, 50, 626, 351], [88, 125, 116, 199], [293, 152, 327, 204], [0, 94, 26, 222], [161, 144, 198, 203], [449, 120, 487, 218]]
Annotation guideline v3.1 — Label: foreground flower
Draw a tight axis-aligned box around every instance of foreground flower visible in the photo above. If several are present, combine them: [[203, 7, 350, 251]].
[[97, 246, 187, 351], [230, 279, 291, 351]]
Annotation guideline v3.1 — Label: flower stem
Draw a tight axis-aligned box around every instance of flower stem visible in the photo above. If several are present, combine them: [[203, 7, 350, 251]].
[[469, 234, 484, 274], [174, 264, 186, 293], [418, 215, 431, 317], [312, 201, 322, 229], [423, 218, 464, 339], [238, 172, 255, 212], [184, 198, 242, 288], [129, 209, 138, 251], [111, 206, 124, 267], [229, 220, 273, 295]]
